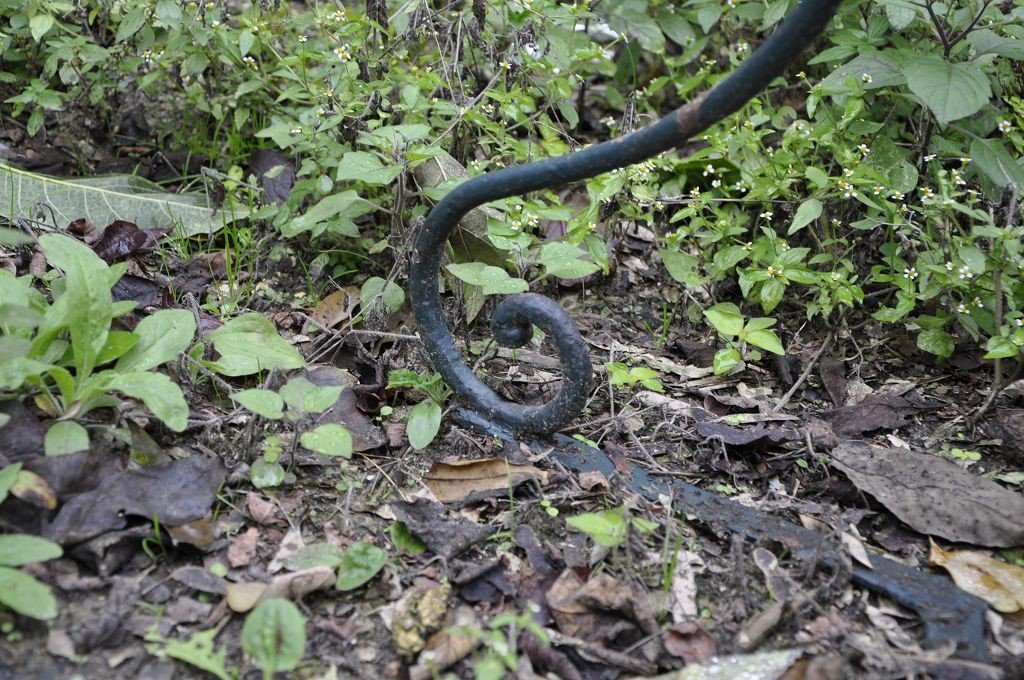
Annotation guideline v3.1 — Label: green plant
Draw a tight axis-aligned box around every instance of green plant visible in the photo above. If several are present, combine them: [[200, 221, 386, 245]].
[[241, 598, 307, 680], [605, 361, 664, 392], [452, 604, 550, 680], [702, 302, 785, 375], [386, 369, 451, 450], [230, 376, 351, 489], [0, 464, 62, 620], [565, 505, 658, 550], [0, 234, 193, 455]]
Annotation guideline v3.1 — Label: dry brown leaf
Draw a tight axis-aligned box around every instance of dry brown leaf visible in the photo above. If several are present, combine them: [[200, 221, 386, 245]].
[[228, 526, 260, 568], [308, 286, 360, 330], [425, 458, 549, 504], [930, 541, 1024, 613], [830, 441, 1024, 547], [225, 566, 336, 613], [225, 581, 266, 612]]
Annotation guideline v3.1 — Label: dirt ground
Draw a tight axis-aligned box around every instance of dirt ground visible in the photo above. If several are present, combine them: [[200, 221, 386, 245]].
[[1, 112, 1024, 680]]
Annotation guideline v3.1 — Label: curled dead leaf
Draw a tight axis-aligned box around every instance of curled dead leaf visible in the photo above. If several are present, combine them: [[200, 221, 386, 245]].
[[425, 458, 549, 504]]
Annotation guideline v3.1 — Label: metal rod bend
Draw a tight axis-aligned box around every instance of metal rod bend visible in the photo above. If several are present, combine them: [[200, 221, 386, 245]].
[[409, 0, 843, 435]]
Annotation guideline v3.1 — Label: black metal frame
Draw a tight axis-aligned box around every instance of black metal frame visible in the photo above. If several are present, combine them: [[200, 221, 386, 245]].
[[409, 0, 843, 435]]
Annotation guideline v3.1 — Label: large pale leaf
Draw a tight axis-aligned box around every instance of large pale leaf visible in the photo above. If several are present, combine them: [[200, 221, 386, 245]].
[[904, 55, 991, 125], [0, 163, 240, 237]]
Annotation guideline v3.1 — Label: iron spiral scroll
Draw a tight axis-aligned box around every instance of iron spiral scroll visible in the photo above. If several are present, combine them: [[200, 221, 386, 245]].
[[409, 0, 843, 436]]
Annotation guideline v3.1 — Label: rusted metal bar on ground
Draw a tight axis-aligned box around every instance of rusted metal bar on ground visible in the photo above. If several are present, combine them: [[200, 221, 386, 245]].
[[409, 0, 843, 435], [546, 435, 990, 663]]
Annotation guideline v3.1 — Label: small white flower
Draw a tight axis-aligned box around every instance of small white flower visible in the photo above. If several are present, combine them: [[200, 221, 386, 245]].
[[861, 72, 873, 84], [998, 120, 1013, 133], [945, 261, 955, 271], [924, 154, 937, 162], [958, 265, 973, 280], [334, 45, 352, 62], [972, 297, 984, 308], [903, 267, 918, 280], [956, 303, 969, 315], [298, 35, 308, 43], [759, 210, 774, 221], [703, 164, 716, 176], [289, 126, 302, 136], [711, 179, 721, 188]]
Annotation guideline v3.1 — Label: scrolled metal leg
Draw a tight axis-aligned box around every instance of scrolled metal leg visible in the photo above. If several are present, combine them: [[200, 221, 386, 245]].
[[409, 0, 844, 436]]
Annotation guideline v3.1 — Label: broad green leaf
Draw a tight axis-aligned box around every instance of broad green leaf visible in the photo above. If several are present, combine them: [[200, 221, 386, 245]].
[[29, 14, 54, 42], [407, 400, 442, 450], [804, 167, 829, 189], [116, 309, 196, 373], [967, 29, 1024, 60], [820, 50, 903, 93], [390, 522, 426, 554], [239, 29, 255, 57], [0, 535, 62, 566], [787, 199, 822, 235], [0, 566, 58, 620], [0, 463, 20, 504], [336, 541, 388, 591], [45, 421, 90, 456], [358, 124, 432, 151], [704, 303, 744, 338], [445, 262, 528, 295], [917, 328, 954, 358], [38, 233, 113, 379], [904, 56, 991, 125], [300, 424, 353, 458], [284, 543, 345, 570], [335, 151, 403, 186], [165, 629, 230, 680], [283, 190, 377, 238], [661, 249, 702, 287], [713, 348, 742, 375], [984, 337, 1021, 359], [746, 329, 785, 355], [115, 7, 149, 42], [608, 6, 665, 53], [232, 389, 285, 419], [241, 598, 307, 675], [360, 277, 405, 314], [0, 164, 239, 237], [539, 242, 600, 280], [658, 8, 694, 46], [206, 313, 305, 377], [566, 507, 627, 548], [250, 459, 285, 488], [760, 278, 785, 313], [278, 377, 341, 415], [108, 371, 188, 431], [970, 138, 1024, 191], [879, 0, 918, 30]]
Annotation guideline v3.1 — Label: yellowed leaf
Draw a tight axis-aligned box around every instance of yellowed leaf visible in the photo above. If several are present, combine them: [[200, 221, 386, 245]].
[[425, 458, 549, 504], [930, 540, 1024, 613], [11, 468, 57, 510]]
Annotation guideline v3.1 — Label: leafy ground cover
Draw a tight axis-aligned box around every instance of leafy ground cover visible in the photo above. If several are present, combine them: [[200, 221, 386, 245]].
[[1, 0, 1024, 677]]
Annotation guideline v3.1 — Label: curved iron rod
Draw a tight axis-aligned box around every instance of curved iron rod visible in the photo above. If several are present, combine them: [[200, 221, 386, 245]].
[[410, 0, 843, 435]]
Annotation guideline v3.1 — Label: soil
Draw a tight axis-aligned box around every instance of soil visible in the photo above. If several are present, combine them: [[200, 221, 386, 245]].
[[1, 103, 1023, 680]]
